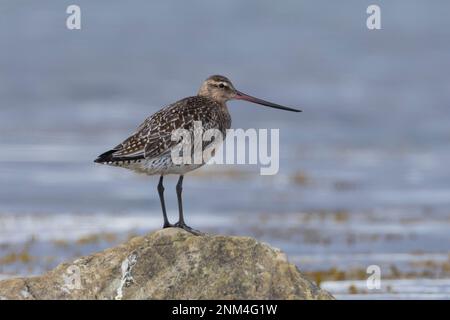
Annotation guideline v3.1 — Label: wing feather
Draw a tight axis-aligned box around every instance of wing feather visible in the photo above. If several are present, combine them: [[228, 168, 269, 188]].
[[94, 96, 230, 164]]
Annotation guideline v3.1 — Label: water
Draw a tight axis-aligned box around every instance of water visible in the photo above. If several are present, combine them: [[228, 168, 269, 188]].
[[1, 0, 450, 299]]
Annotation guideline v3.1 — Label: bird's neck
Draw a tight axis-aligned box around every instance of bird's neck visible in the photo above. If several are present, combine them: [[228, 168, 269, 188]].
[[197, 92, 227, 105]]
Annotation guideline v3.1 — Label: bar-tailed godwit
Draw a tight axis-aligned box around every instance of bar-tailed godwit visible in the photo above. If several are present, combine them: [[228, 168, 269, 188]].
[[95, 75, 301, 234]]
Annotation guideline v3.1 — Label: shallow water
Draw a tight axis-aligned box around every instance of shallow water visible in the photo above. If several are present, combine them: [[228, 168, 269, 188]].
[[1, 1, 450, 299]]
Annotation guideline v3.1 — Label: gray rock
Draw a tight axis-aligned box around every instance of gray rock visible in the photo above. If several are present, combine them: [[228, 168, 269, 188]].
[[0, 228, 334, 300]]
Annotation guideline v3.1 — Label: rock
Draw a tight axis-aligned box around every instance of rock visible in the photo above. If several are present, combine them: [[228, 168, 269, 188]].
[[0, 228, 334, 300]]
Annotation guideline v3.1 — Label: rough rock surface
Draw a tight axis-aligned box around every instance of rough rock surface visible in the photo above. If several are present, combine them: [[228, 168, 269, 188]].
[[0, 228, 334, 300]]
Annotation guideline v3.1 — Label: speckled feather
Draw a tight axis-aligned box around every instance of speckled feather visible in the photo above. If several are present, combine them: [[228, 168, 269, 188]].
[[94, 95, 231, 175]]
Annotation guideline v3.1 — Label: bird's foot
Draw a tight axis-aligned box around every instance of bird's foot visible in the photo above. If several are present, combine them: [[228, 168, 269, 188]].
[[163, 222, 174, 228], [174, 221, 204, 236]]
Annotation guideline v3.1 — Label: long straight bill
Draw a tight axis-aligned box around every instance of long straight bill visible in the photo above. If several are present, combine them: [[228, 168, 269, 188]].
[[235, 90, 302, 112]]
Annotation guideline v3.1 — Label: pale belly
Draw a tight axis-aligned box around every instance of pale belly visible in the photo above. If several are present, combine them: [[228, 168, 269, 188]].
[[102, 121, 229, 176], [104, 154, 206, 176]]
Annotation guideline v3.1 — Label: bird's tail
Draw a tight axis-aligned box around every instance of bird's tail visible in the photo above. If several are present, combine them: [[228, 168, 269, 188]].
[[94, 149, 117, 164]]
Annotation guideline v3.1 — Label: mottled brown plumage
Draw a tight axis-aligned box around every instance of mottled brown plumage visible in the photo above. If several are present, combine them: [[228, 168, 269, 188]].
[[96, 95, 230, 167]]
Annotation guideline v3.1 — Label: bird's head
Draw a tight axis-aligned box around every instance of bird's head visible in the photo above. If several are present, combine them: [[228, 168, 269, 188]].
[[198, 75, 301, 112], [198, 75, 237, 103]]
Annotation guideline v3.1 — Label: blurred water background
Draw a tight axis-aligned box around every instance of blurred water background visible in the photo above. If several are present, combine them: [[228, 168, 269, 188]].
[[1, 0, 450, 299]]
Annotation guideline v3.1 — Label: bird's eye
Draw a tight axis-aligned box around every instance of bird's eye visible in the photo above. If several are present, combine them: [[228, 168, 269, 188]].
[[218, 83, 225, 88]]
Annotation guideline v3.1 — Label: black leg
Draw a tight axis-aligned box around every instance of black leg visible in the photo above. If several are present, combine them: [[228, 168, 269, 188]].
[[157, 175, 172, 228], [174, 175, 202, 235], [176, 175, 186, 225]]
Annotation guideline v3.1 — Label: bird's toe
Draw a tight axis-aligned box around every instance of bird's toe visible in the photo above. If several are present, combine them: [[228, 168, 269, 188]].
[[174, 222, 204, 236]]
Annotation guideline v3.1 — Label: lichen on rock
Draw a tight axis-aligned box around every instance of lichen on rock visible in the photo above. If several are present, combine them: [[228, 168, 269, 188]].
[[0, 228, 334, 300]]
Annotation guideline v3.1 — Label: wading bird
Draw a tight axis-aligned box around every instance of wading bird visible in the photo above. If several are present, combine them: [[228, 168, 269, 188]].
[[94, 75, 301, 234]]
